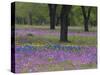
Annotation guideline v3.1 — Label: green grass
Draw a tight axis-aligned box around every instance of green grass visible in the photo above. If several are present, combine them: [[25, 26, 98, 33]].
[[16, 24, 97, 32], [80, 63, 97, 69], [16, 34, 96, 46], [15, 25, 97, 46]]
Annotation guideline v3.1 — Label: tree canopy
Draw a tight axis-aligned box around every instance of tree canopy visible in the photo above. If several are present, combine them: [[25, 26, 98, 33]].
[[15, 2, 97, 27]]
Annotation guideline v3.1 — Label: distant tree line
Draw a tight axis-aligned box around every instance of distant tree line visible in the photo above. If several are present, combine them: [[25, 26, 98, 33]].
[[15, 2, 97, 27], [15, 15, 49, 25]]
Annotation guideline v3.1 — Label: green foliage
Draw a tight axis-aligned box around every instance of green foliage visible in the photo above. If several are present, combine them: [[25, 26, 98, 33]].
[[69, 6, 83, 26], [69, 6, 97, 26], [15, 2, 49, 25], [15, 2, 97, 26], [89, 7, 97, 26]]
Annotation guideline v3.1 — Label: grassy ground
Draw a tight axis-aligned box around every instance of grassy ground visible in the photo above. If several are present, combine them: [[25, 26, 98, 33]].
[[16, 24, 97, 32], [16, 25, 97, 46], [15, 25, 97, 73]]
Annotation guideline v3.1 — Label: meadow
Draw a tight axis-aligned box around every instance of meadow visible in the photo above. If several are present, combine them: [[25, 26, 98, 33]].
[[15, 25, 97, 73]]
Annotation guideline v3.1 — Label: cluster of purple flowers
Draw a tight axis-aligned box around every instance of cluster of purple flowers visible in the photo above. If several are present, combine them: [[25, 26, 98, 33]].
[[16, 44, 81, 53], [16, 29, 97, 37], [15, 44, 97, 72], [15, 27, 97, 73]]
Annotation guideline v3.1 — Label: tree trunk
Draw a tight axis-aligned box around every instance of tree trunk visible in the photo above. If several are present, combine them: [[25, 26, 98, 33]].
[[48, 4, 57, 29], [28, 11, 32, 25], [56, 15, 60, 26], [84, 17, 89, 31], [81, 6, 91, 32], [60, 5, 71, 42]]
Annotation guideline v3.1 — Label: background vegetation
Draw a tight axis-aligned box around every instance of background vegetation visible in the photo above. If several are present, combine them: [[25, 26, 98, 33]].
[[15, 2, 97, 26]]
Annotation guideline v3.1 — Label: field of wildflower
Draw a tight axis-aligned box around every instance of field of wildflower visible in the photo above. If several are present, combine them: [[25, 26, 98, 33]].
[[15, 25, 97, 73]]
